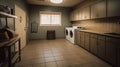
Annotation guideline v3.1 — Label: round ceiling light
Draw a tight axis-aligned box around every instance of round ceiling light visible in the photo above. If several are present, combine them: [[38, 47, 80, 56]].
[[50, 0, 63, 3]]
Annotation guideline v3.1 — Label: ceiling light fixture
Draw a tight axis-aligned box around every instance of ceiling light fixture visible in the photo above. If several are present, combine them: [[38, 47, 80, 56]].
[[50, 0, 63, 3]]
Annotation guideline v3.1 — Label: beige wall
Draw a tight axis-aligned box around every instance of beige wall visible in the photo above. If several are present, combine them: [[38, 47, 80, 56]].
[[28, 5, 71, 40], [73, 17, 120, 33]]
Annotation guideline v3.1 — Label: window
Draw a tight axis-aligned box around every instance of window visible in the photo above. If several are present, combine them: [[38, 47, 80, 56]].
[[40, 11, 61, 26]]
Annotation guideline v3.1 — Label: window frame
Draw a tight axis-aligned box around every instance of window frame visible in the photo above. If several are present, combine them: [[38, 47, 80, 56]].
[[40, 11, 62, 26]]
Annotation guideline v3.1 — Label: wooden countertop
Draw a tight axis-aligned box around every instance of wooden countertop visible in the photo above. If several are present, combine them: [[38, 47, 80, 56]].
[[77, 29, 120, 38]]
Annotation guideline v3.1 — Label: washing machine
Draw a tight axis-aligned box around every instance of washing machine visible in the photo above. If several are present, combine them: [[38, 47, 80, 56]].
[[69, 27, 78, 44]]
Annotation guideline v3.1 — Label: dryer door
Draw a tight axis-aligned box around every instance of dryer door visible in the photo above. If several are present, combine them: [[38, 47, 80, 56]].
[[70, 30, 73, 38], [66, 29, 68, 36]]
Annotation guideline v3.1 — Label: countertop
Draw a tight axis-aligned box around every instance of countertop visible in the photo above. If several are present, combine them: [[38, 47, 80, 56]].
[[77, 29, 120, 38]]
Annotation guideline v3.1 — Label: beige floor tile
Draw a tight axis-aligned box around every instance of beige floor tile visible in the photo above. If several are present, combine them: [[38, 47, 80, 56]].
[[55, 56, 64, 61], [32, 63, 45, 67], [46, 62, 58, 67], [16, 39, 111, 67], [45, 57, 56, 62]]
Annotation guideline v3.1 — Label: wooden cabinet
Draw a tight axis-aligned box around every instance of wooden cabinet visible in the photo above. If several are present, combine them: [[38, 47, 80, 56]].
[[70, 9, 79, 21], [70, 11, 74, 21], [76, 30, 120, 67], [97, 35, 106, 59], [70, 6, 90, 21], [76, 30, 80, 45], [107, 0, 120, 17], [84, 32, 90, 50], [105, 37, 117, 67], [90, 34, 98, 55], [91, 0, 106, 19], [78, 9, 82, 20], [80, 31, 85, 48], [81, 7, 90, 20]]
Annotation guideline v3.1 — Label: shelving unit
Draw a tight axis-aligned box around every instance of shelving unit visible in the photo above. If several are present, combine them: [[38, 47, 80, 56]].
[[0, 36, 21, 67], [0, 11, 20, 67], [0, 11, 17, 18]]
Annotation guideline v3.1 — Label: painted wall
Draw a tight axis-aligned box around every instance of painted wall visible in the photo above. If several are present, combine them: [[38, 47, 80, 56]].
[[28, 5, 72, 39]]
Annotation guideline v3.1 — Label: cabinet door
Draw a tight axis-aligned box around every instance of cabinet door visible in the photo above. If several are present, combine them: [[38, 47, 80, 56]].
[[90, 34, 98, 55], [98, 35, 106, 59], [78, 9, 82, 20], [80, 32, 85, 48], [107, 0, 120, 17], [118, 48, 120, 67], [74, 10, 78, 21], [70, 11, 74, 21], [76, 30, 80, 45], [84, 32, 90, 50], [106, 37, 117, 66], [81, 7, 90, 20], [91, 0, 106, 19]]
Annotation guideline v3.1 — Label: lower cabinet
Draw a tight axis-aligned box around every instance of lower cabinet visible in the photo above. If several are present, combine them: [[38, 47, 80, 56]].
[[84, 32, 90, 50], [80, 32, 85, 48], [76, 30, 80, 45], [118, 48, 120, 67], [76, 30, 120, 67], [90, 34, 98, 55], [97, 35, 106, 59], [105, 37, 118, 67]]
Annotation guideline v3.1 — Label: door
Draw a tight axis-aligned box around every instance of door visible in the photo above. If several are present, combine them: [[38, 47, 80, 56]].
[[106, 37, 117, 66], [81, 7, 90, 20], [107, 0, 120, 17], [90, 34, 98, 55], [91, 0, 106, 19], [15, 4, 27, 49], [84, 32, 90, 50], [98, 35, 106, 59], [76, 30, 80, 45], [80, 31, 85, 48]]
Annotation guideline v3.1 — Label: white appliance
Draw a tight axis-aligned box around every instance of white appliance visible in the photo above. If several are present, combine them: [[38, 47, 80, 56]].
[[65, 26, 78, 44], [69, 27, 78, 44]]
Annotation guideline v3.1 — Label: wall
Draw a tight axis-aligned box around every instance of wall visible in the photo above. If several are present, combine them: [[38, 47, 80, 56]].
[[73, 17, 120, 33], [28, 5, 71, 40]]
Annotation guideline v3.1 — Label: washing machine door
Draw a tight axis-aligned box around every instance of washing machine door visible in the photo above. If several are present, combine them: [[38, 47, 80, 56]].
[[70, 30, 73, 38], [66, 29, 68, 36]]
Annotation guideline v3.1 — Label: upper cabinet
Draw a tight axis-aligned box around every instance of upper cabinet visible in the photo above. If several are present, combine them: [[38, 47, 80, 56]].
[[107, 0, 120, 17], [91, 0, 106, 19], [70, 9, 79, 21], [70, 6, 90, 21], [70, 0, 120, 21], [81, 7, 90, 20]]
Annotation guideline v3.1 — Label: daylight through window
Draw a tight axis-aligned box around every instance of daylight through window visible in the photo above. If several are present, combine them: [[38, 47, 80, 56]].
[[40, 11, 61, 26]]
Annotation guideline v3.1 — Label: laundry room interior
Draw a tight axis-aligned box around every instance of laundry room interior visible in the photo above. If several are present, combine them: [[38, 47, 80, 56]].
[[0, 0, 120, 67]]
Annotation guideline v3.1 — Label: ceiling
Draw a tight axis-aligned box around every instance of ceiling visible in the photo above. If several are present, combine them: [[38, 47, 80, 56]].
[[26, 0, 84, 7]]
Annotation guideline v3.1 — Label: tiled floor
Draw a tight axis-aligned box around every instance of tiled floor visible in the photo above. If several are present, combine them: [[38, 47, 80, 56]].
[[15, 39, 112, 67]]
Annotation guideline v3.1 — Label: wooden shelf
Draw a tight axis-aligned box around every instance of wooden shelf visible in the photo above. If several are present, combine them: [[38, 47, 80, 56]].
[[0, 11, 17, 18]]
